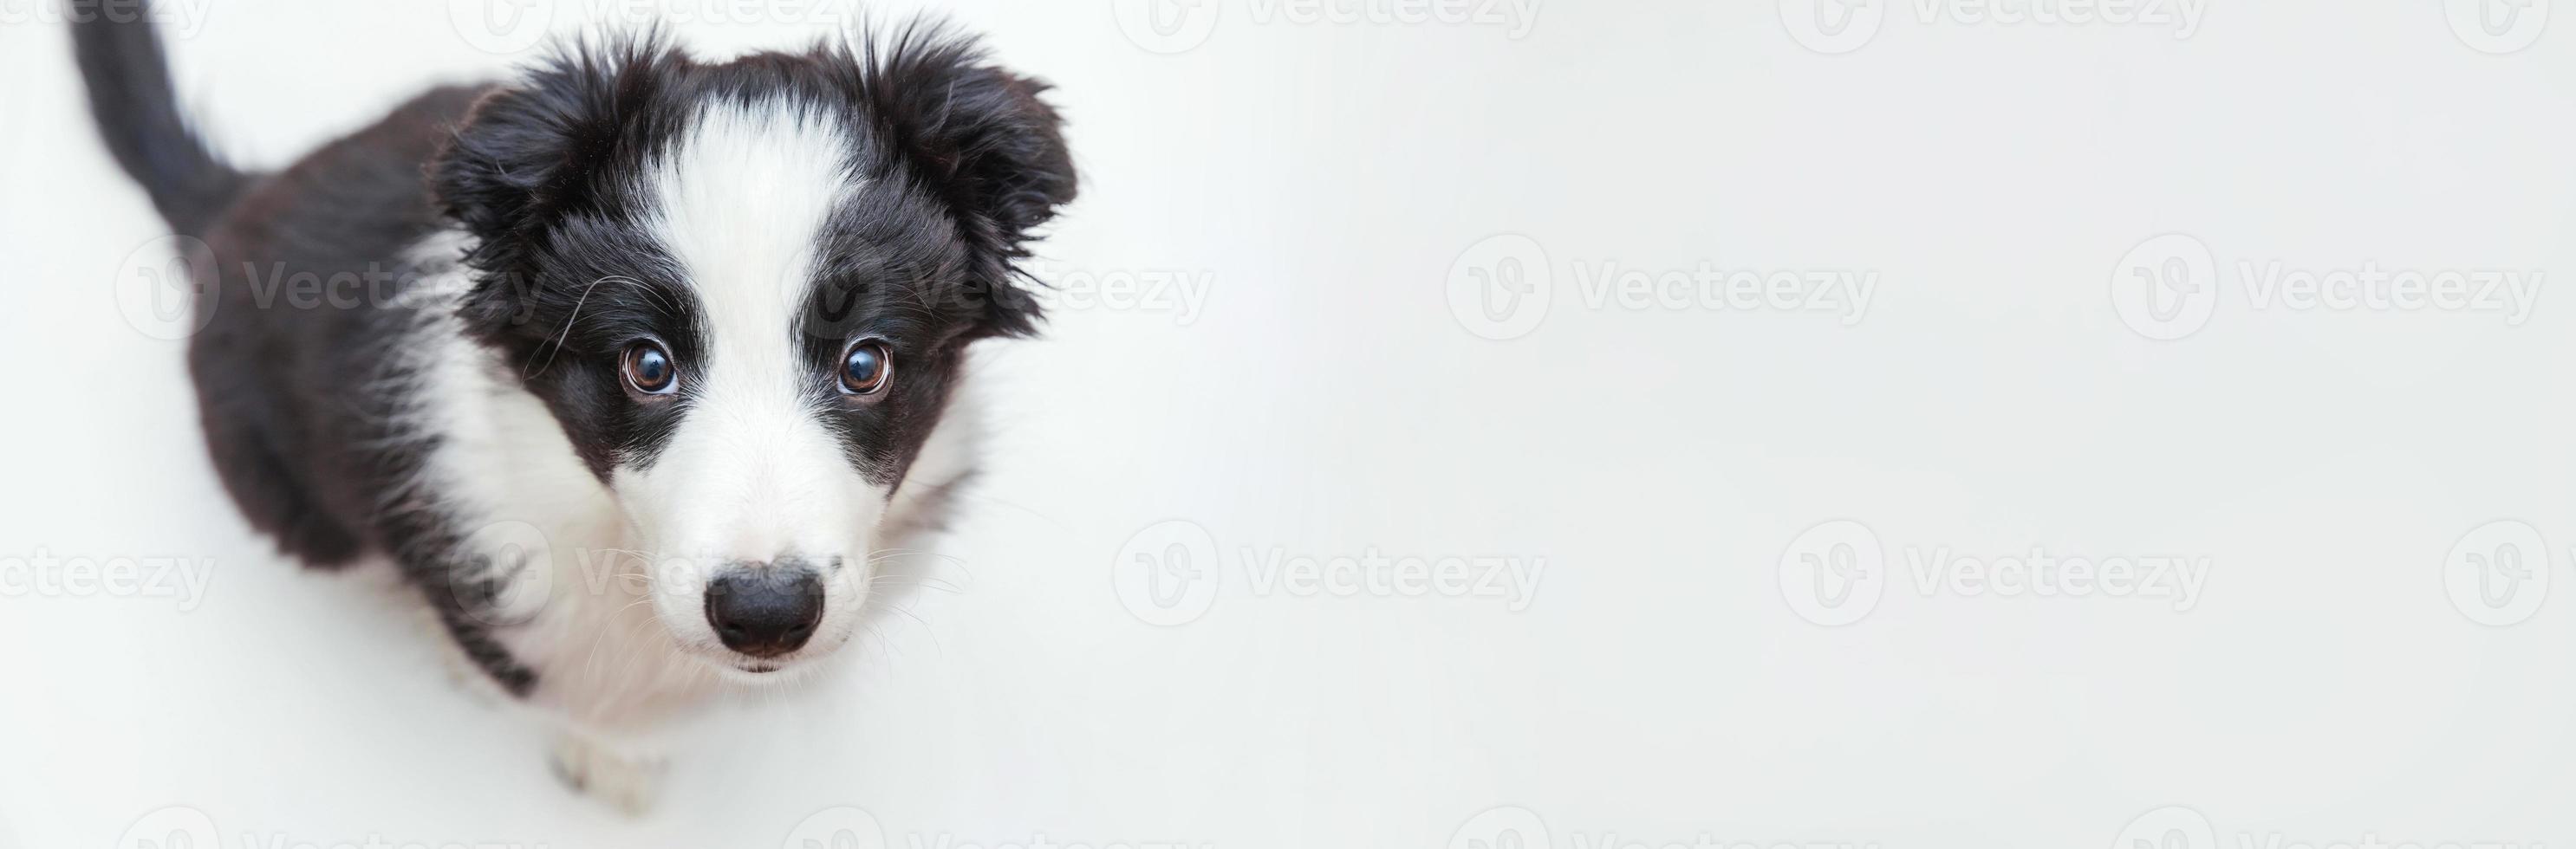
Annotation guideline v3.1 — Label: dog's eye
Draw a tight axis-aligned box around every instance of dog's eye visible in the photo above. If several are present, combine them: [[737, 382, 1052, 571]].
[[839, 340, 892, 396], [621, 341, 679, 395]]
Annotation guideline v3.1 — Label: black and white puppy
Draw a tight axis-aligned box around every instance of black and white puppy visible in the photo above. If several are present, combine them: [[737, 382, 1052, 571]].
[[72, 3, 1073, 811]]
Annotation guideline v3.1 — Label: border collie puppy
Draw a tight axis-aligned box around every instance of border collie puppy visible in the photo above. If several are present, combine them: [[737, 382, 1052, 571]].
[[71, 4, 1074, 812]]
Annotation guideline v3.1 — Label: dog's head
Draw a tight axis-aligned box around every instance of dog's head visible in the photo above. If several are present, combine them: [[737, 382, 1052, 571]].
[[430, 27, 1073, 678]]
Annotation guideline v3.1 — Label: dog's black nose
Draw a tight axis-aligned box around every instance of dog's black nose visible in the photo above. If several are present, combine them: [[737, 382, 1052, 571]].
[[705, 565, 823, 658]]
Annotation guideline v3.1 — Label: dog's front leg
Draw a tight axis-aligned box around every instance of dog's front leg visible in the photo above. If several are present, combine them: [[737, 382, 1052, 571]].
[[384, 523, 676, 815], [549, 725, 667, 816]]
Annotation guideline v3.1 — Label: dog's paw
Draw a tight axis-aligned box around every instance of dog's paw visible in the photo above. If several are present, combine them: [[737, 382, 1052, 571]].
[[549, 732, 666, 816]]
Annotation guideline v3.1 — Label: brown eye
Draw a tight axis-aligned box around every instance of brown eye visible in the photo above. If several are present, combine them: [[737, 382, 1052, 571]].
[[839, 340, 892, 396], [622, 341, 678, 395]]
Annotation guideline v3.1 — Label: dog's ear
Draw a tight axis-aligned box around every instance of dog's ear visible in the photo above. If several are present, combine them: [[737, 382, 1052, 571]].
[[432, 32, 680, 327], [850, 25, 1078, 336]]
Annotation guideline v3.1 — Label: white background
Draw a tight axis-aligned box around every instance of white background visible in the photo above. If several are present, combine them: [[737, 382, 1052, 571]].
[[3, 1, 2575, 847]]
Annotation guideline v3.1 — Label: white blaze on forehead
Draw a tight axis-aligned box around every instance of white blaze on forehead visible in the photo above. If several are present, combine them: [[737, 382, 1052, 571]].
[[623, 99, 887, 566], [648, 99, 853, 345]]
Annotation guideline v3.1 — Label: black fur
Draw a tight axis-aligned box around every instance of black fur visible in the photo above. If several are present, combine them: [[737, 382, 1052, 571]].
[[433, 27, 1077, 485], [67, 0, 247, 236], [71, 8, 1076, 695]]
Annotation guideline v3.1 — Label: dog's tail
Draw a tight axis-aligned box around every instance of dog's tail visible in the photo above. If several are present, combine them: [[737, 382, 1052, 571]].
[[69, 3, 247, 236]]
